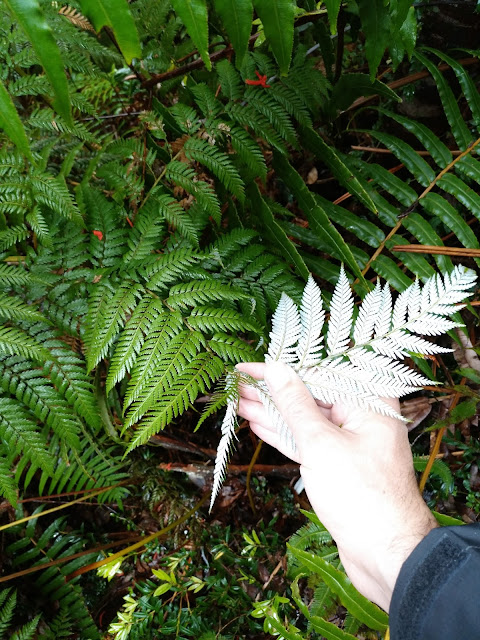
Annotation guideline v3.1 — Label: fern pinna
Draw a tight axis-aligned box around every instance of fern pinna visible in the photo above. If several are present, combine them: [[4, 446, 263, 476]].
[[210, 266, 477, 510]]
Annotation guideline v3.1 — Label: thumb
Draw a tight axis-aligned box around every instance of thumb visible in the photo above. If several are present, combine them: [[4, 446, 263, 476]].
[[263, 362, 332, 455]]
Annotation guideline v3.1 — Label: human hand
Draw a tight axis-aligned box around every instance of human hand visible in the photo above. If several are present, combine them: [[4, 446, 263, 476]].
[[236, 361, 437, 612]]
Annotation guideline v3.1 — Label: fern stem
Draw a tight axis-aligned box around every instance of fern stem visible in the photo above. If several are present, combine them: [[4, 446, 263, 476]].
[[246, 439, 263, 514], [358, 135, 480, 281], [138, 150, 182, 211]]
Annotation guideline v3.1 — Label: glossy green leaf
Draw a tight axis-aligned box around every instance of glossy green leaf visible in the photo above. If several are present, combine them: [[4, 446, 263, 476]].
[[357, 162, 417, 207], [424, 48, 480, 129], [361, 130, 435, 187], [399, 7, 417, 58], [388, 236, 436, 281], [0, 79, 33, 162], [171, 0, 211, 71], [324, 0, 342, 34], [309, 615, 359, 640], [403, 213, 453, 273], [4, 0, 72, 125], [331, 75, 400, 112], [78, 0, 141, 64], [372, 255, 413, 290], [300, 127, 377, 213], [413, 457, 454, 494], [358, 0, 391, 80], [273, 154, 368, 288], [377, 108, 452, 169], [415, 50, 472, 150], [247, 183, 309, 281], [213, 0, 253, 67], [456, 156, 480, 183], [289, 546, 389, 631], [315, 195, 385, 248], [438, 173, 480, 222], [433, 511, 464, 526], [421, 192, 480, 267], [253, 0, 296, 75], [390, 0, 414, 30]]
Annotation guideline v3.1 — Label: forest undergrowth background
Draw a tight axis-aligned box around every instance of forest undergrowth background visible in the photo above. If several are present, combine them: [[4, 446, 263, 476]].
[[0, 0, 479, 638]]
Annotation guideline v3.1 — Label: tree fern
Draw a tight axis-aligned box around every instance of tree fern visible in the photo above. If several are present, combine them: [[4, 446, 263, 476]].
[[209, 266, 477, 507]]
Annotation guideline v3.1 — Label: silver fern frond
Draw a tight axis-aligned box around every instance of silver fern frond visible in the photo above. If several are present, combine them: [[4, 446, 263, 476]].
[[208, 265, 477, 509]]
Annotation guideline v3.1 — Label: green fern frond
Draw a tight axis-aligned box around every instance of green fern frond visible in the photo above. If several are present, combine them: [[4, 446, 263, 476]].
[[207, 333, 257, 363], [0, 589, 17, 636], [144, 247, 205, 290], [269, 82, 313, 128], [187, 306, 259, 333], [0, 225, 29, 252], [245, 88, 297, 147], [165, 161, 221, 223], [183, 138, 245, 201], [0, 452, 17, 505], [26, 206, 51, 246], [0, 325, 50, 362], [123, 203, 164, 264], [154, 192, 199, 243], [106, 296, 164, 393], [124, 311, 184, 408], [126, 353, 224, 451], [216, 59, 243, 101], [28, 108, 97, 143], [124, 329, 206, 425], [170, 103, 201, 134], [0, 354, 81, 449], [226, 102, 286, 152], [191, 83, 222, 119], [86, 282, 144, 372], [0, 293, 47, 322], [229, 126, 268, 182], [166, 279, 247, 308]]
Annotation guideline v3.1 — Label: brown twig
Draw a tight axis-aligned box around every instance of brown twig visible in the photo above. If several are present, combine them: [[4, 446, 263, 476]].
[[392, 245, 480, 258], [246, 440, 263, 514], [351, 145, 466, 157]]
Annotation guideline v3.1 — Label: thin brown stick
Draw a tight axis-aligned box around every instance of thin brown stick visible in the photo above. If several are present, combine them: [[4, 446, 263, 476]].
[[392, 245, 480, 258], [246, 440, 263, 514], [351, 146, 466, 157]]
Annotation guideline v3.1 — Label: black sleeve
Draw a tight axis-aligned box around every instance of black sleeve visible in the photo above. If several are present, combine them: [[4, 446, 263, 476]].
[[389, 524, 480, 640]]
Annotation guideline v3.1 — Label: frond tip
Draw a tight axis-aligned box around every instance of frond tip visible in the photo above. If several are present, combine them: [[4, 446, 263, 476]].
[[207, 266, 477, 509]]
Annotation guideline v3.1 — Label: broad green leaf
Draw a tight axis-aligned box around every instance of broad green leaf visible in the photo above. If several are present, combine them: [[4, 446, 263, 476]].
[[78, 0, 141, 64], [424, 47, 480, 129], [438, 173, 480, 222], [399, 6, 417, 58], [371, 255, 413, 291], [171, 0, 211, 71], [358, 0, 391, 80], [415, 50, 472, 150], [403, 213, 453, 272], [289, 546, 389, 631], [377, 108, 452, 169], [309, 615, 359, 640], [331, 75, 400, 112], [300, 127, 377, 213], [4, 0, 72, 124], [213, 0, 253, 68], [421, 192, 480, 267], [433, 511, 464, 526], [390, 0, 414, 30], [315, 195, 385, 248], [361, 130, 435, 187], [273, 154, 369, 289], [247, 183, 309, 281], [324, 0, 342, 34], [253, 0, 296, 75], [0, 79, 33, 162]]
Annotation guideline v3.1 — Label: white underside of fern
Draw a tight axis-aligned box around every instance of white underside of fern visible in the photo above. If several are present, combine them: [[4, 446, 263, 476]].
[[209, 265, 477, 510]]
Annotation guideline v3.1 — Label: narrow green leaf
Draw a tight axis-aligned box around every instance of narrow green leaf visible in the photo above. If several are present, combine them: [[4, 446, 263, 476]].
[[421, 192, 480, 267], [253, 0, 296, 75], [309, 615, 359, 640], [414, 50, 472, 150], [3, 0, 72, 124], [438, 173, 480, 222], [315, 195, 385, 248], [331, 75, 400, 112], [0, 80, 33, 162], [370, 255, 413, 291], [424, 48, 480, 129], [358, 0, 391, 80], [213, 0, 253, 67], [324, 0, 342, 34], [247, 182, 309, 281], [78, 0, 141, 64], [299, 127, 377, 213], [289, 546, 389, 631], [390, 0, 414, 30], [272, 154, 368, 288], [403, 212, 453, 273], [356, 161, 417, 207], [387, 235, 436, 281], [171, 0, 211, 71], [399, 6, 417, 58], [361, 130, 435, 187], [377, 108, 452, 169]]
